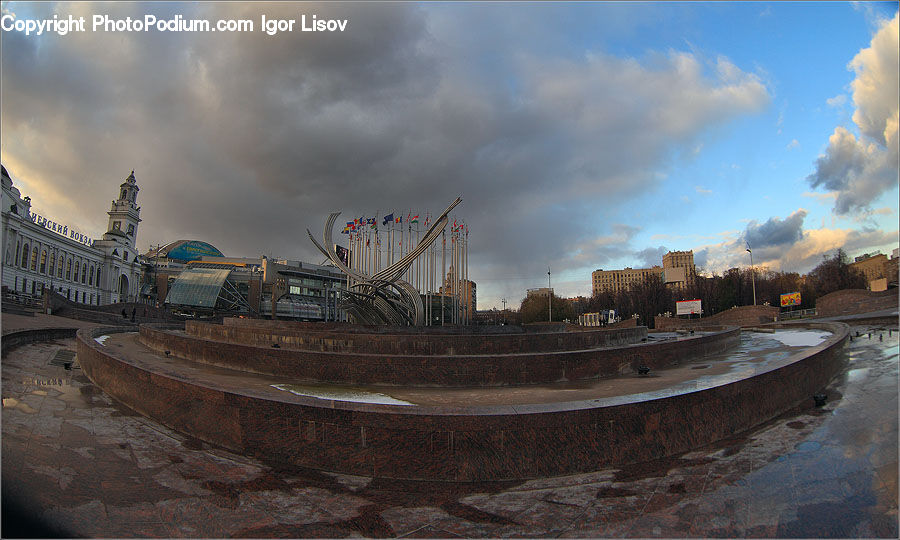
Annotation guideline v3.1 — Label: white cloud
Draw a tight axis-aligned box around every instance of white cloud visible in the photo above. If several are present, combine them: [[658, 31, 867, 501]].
[[694, 185, 712, 194], [807, 12, 899, 215], [786, 139, 800, 150], [826, 94, 847, 108]]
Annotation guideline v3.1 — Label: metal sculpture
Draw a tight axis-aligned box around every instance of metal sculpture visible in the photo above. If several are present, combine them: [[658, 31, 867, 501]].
[[307, 197, 461, 325]]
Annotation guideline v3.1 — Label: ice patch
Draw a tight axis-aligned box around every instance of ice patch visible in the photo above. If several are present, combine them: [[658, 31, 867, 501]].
[[271, 384, 415, 406], [94, 335, 110, 346], [768, 330, 831, 347]]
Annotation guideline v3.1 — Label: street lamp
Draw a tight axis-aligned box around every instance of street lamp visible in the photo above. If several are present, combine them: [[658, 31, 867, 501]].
[[547, 266, 552, 322], [746, 243, 757, 306]]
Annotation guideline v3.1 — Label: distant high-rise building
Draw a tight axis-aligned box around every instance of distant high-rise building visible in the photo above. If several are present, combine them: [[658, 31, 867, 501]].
[[591, 250, 696, 296], [662, 250, 695, 289], [591, 266, 663, 295]]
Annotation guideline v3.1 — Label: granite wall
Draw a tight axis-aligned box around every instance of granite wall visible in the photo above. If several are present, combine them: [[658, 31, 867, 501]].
[[184, 320, 646, 354], [654, 305, 780, 331], [815, 288, 898, 318], [76, 321, 849, 482], [138, 325, 738, 386]]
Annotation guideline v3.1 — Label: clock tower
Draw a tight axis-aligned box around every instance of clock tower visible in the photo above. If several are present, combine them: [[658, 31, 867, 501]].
[[102, 170, 141, 247]]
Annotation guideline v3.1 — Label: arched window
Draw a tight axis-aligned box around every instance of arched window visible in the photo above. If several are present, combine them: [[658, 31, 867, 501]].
[[58, 256, 64, 278], [40, 250, 47, 273], [21, 243, 29, 268], [90, 266, 95, 286], [30, 247, 38, 271], [15, 241, 20, 266], [81, 263, 87, 284], [96, 267, 101, 288], [66, 258, 72, 280], [49, 254, 55, 276], [73, 261, 80, 282]]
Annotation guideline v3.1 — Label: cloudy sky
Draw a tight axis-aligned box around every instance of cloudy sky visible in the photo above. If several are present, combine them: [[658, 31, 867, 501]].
[[2, 2, 898, 309]]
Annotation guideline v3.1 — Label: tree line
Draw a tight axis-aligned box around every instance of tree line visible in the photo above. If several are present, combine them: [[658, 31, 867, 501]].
[[520, 250, 867, 327]]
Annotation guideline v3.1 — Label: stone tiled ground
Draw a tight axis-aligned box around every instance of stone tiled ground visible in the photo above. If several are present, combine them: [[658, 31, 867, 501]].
[[1, 314, 897, 538]]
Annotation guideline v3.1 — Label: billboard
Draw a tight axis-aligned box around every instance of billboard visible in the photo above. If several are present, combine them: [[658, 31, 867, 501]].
[[780, 292, 801, 307], [334, 244, 350, 266], [676, 299, 702, 315]]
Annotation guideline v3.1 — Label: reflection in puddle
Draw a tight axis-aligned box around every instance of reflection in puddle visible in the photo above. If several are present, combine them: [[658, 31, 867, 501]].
[[2, 397, 38, 413], [271, 384, 415, 406], [766, 330, 830, 347], [94, 335, 110, 346], [846, 368, 870, 383]]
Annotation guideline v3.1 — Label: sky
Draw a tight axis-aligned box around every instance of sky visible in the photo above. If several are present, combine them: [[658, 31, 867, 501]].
[[2, 1, 898, 309]]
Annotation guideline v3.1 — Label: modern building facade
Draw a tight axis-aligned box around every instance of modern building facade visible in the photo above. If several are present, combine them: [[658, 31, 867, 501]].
[[142, 245, 347, 321], [2, 165, 144, 305]]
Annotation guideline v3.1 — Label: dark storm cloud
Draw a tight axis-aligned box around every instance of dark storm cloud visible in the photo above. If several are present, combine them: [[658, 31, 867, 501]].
[[742, 210, 807, 249], [1, 2, 770, 305], [634, 246, 669, 268]]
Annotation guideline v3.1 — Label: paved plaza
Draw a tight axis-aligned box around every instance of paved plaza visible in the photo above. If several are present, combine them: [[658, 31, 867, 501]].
[[1, 313, 898, 538]]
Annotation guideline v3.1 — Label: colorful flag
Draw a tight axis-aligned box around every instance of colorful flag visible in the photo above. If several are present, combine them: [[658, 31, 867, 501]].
[[411, 215, 419, 223], [383, 213, 394, 226], [395, 215, 403, 224], [341, 226, 350, 234]]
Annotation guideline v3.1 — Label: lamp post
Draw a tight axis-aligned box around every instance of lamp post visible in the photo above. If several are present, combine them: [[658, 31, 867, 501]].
[[746, 244, 757, 306], [547, 266, 552, 322]]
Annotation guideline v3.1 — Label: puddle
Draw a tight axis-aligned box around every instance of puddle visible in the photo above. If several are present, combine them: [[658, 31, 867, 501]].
[[795, 441, 822, 452], [271, 384, 416, 406], [767, 330, 831, 347], [94, 335, 110, 346], [845, 367, 870, 383]]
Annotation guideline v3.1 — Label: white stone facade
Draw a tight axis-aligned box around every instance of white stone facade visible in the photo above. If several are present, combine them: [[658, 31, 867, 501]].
[[1, 165, 144, 305]]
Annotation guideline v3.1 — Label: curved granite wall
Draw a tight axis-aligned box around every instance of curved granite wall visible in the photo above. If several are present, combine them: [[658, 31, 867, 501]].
[[816, 288, 899, 317], [185, 320, 647, 354], [654, 305, 781, 330], [76, 321, 848, 482], [138, 324, 739, 386]]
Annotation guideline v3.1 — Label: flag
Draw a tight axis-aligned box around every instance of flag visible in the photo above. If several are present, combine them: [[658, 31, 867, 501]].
[[395, 215, 403, 224], [411, 215, 419, 223], [383, 213, 394, 226], [341, 226, 350, 234]]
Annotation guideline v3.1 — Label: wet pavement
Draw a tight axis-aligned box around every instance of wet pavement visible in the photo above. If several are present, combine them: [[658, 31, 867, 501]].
[[1, 314, 898, 538]]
